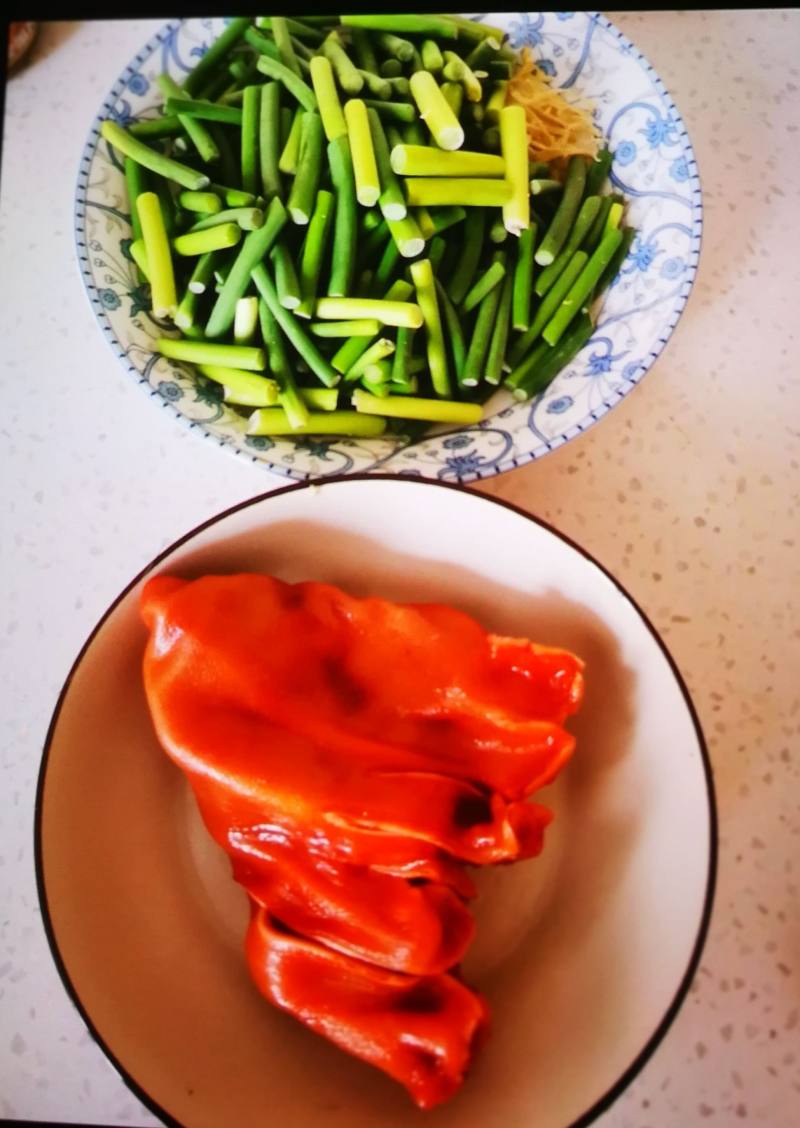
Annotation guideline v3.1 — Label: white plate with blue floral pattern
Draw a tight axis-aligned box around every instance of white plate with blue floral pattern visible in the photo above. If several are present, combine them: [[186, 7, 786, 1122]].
[[75, 12, 702, 483]]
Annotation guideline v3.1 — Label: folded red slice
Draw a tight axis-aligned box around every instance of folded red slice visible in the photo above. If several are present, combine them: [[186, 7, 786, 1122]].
[[142, 573, 583, 801], [245, 906, 490, 1112], [230, 843, 476, 977], [145, 687, 554, 868], [140, 572, 584, 1108]]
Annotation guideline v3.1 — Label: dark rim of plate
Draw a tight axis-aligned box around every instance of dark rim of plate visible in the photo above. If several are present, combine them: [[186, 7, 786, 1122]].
[[73, 13, 703, 484], [34, 474, 718, 1128]]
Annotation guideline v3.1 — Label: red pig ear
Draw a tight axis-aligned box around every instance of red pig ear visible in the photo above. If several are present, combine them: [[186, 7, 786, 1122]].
[[139, 571, 582, 1105], [139, 574, 188, 629]]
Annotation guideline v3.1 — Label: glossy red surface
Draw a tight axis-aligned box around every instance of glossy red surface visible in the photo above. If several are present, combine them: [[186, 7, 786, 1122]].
[[141, 573, 583, 1107]]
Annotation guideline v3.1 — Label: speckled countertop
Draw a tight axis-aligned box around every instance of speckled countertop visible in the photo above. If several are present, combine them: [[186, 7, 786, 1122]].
[[1, 11, 798, 1127]]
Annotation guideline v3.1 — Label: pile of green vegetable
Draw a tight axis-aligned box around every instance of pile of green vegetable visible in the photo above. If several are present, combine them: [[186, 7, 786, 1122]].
[[103, 13, 636, 440]]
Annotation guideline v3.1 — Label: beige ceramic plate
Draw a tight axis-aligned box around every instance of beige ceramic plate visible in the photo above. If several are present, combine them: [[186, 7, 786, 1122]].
[[36, 477, 716, 1128]]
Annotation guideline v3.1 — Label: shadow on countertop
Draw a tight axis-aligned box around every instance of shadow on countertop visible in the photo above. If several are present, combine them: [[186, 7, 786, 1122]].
[[8, 20, 81, 74]]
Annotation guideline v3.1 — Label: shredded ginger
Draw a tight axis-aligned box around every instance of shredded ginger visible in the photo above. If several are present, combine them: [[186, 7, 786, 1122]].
[[507, 48, 602, 170]]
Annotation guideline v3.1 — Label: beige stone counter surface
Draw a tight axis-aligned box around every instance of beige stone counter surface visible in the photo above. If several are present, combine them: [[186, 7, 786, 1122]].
[[0, 10, 798, 1127], [483, 11, 800, 1125]]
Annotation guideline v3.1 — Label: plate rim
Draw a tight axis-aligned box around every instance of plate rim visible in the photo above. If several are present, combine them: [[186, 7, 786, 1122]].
[[73, 13, 704, 484], [34, 473, 718, 1128]]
